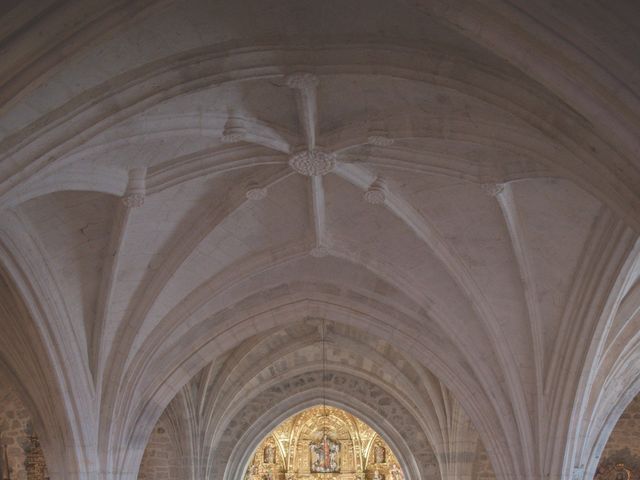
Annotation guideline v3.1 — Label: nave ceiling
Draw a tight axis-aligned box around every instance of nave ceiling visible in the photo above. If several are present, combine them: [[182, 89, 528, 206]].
[[0, 1, 639, 480]]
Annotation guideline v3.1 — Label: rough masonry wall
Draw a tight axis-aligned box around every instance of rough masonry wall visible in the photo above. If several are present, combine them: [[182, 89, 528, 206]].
[[472, 440, 496, 480], [0, 379, 47, 480], [138, 415, 181, 480], [0, 386, 30, 480], [445, 393, 640, 480], [598, 393, 640, 471]]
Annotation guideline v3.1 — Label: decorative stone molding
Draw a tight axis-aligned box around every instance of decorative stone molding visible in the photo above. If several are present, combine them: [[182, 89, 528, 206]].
[[310, 246, 329, 258], [122, 167, 147, 208], [246, 181, 267, 201], [367, 135, 394, 147], [367, 119, 394, 147], [572, 467, 584, 480], [221, 115, 248, 143], [364, 177, 388, 205], [289, 150, 336, 176], [122, 193, 145, 208], [480, 183, 504, 197], [285, 73, 319, 90]]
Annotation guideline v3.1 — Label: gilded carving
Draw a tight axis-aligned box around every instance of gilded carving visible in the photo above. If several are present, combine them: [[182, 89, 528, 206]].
[[594, 448, 640, 479], [245, 406, 403, 480], [310, 434, 340, 473]]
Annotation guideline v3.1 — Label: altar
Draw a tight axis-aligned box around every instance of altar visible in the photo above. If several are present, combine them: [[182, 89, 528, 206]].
[[244, 406, 404, 480]]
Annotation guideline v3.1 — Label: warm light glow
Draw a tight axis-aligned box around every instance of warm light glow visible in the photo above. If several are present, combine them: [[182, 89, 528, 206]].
[[244, 406, 404, 480]]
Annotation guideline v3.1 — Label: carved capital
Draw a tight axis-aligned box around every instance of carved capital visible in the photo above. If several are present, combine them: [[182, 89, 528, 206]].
[[123, 168, 146, 208], [122, 193, 144, 208], [367, 135, 394, 147], [285, 72, 319, 90], [221, 115, 247, 143], [367, 120, 394, 147], [310, 246, 329, 258], [246, 182, 268, 201], [480, 183, 504, 197], [364, 177, 388, 205]]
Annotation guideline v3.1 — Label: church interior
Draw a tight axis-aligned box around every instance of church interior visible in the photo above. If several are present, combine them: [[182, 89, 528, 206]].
[[0, 1, 639, 479]]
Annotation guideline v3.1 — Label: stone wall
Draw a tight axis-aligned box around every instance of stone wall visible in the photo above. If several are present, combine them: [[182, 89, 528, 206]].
[[596, 394, 640, 477], [0, 386, 30, 480], [471, 440, 496, 480], [0, 380, 48, 480], [138, 415, 181, 480], [468, 394, 640, 480], [601, 394, 640, 458]]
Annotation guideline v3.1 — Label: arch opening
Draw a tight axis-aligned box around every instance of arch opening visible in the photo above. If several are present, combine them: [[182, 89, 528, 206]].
[[242, 405, 405, 480]]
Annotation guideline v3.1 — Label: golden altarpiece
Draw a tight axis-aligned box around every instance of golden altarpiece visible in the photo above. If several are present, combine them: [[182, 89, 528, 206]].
[[245, 406, 404, 480]]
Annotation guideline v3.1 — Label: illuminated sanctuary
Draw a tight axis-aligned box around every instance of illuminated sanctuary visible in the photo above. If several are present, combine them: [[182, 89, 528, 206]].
[[244, 406, 404, 480]]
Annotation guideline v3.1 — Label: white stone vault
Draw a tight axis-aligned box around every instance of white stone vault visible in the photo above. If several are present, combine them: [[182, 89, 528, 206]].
[[153, 320, 476, 480], [0, 1, 639, 480]]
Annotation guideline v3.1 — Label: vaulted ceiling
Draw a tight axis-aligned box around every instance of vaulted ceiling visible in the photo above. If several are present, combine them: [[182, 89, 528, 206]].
[[0, 2, 639, 480]]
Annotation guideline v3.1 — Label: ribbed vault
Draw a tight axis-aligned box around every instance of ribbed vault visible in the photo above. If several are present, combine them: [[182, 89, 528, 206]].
[[147, 320, 481, 480], [0, 2, 639, 480]]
